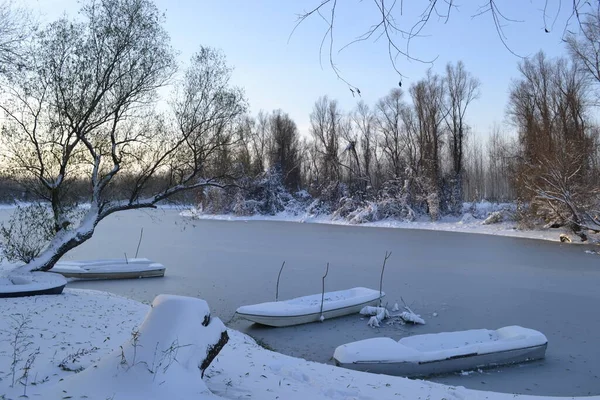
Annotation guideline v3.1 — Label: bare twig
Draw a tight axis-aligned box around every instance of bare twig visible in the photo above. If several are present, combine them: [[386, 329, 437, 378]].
[[275, 261, 286, 302], [319, 262, 330, 321], [135, 227, 144, 258], [379, 251, 392, 306]]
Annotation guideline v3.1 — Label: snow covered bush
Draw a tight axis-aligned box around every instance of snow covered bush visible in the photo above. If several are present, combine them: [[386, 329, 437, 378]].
[[346, 202, 378, 224], [0, 204, 55, 263], [482, 211, 503, 225], [327, 178, 420, 224], [331, 196, 364, 221], [309, 182, 348, 216], [232, 168, 298, 216], [371, 178, 417, 222]]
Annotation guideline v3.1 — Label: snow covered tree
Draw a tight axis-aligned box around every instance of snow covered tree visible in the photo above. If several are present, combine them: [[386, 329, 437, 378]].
[[0, 0, 246, 272]]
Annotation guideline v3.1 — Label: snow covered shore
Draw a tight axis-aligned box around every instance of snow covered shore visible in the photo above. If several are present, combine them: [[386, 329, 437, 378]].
[[180, 207, 575, 243], [1, 289, 598, 400]]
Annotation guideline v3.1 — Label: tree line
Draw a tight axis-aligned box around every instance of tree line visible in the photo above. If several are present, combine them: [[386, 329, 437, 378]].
[[196, 31, 600, 241]]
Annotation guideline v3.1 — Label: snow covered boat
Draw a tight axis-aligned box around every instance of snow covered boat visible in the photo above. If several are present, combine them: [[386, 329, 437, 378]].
[[50, 258, 166, 280], [236, 287, 384, 327], [0, 272, 67, 298], [333, 326, 547, 377]]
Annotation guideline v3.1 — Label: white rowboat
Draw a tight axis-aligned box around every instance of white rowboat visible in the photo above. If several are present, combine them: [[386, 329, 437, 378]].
[[0, 272, 67, 298], [51, 258, 166, 280], [235, 287, 384, 327], [334, 325, 548, 377]]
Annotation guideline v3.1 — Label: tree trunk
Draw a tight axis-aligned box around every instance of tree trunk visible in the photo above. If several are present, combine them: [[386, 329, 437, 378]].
[[15, 208, 99, 273]]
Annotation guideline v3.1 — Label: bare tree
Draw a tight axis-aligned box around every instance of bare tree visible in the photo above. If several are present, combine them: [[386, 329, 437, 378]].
[[486, 124, 516, 201], [376, 89, 407, 179], [293, 1, 592, 88], [0, 0, 246, 272], [351, 101, 379, 189], [463, 134, 486, 202], [251, 111, 270, 176], [410, 71, 447, 220], [309, 96, 342, 186], [507, 51, 598, 237], [444, 61, 480, 212], [565, 7, 600, 90], [267, 110, 302, 190], [0, 0, 34, 76]]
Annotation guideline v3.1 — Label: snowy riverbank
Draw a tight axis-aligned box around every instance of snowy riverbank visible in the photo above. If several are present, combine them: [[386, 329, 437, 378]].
[[180, 207, 576, 244], [1, 289, 598, 400]]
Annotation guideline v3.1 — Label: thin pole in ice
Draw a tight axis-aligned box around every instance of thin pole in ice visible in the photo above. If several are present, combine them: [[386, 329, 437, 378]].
[[275, 261, 286, 302], [135, 227, 144, 258], [379, 251, 391, 306], [319, 262, 330, 322]]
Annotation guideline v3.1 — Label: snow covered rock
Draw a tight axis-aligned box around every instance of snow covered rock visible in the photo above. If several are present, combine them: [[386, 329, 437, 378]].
[[482, 211, 503, 225], [560, 233, 572, 243], [400, 310, 426, 325], [40, 294, 228, 400]]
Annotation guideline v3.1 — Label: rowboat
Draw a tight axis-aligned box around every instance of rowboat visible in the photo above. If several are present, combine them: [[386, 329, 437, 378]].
[[333, 326, 547, 377], [236, 287, 384, 327], [0, 272, 67, 298], [51, 258, 165, 280]]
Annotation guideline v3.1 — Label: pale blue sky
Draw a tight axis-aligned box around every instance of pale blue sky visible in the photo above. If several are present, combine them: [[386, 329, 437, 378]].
[[24, 1, 579, 138]]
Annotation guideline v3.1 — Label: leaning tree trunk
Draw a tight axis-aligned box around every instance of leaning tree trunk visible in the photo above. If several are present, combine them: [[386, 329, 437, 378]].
[[16, 207, 100, 273]]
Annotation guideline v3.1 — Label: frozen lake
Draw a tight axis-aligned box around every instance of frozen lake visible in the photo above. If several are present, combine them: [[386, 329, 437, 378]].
[[11, 208, 599, 396]]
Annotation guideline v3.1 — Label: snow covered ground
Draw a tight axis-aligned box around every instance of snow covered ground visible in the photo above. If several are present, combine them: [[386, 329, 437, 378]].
[[1, 289, 598, 400]]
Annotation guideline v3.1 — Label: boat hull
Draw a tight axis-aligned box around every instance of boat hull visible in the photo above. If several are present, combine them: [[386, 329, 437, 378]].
[[335, 343, 548, 377], [0, 272, 67, 298], [0, 283, 66, 298], [237, 297, 381, 327], [54, 268, 165, 280], [51, 259, 165, 280]]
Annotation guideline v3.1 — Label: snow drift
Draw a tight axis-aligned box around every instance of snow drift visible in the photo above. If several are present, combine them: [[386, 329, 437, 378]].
[[40, 294, 228, 400]]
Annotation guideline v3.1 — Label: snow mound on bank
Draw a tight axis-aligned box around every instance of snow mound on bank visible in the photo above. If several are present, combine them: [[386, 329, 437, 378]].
[[41, 295, 226, 400]]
